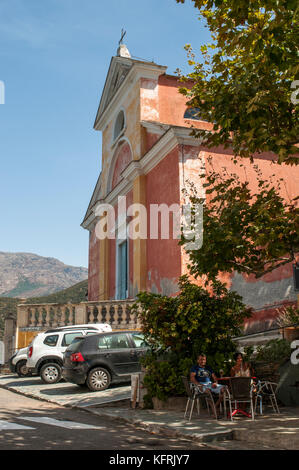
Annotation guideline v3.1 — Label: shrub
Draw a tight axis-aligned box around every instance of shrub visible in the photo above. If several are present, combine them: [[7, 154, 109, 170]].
[[141, 351, 194, 405], [276, 305, 299, 328], [254, 339, 292, 364], [131, 276, 251, 403]]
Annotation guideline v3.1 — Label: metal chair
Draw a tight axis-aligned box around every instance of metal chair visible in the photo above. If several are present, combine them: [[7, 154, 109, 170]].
[[202, 386, 221, 420], [181, 376, 201, 421], [181, 377, 219, 421], [255, 381, 280, 415], [224, 377, 255, 421]]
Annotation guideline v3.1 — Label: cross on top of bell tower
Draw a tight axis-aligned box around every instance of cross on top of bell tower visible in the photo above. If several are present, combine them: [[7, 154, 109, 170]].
[[117, 28, 131, 58], [119, 28, 126, 45]]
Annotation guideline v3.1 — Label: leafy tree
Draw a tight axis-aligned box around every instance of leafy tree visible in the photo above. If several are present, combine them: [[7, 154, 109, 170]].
[[131, 276, 250, 401], [176, 0, 299, 164], [133, 276, 249, 357], [181, 160, 299, 282]]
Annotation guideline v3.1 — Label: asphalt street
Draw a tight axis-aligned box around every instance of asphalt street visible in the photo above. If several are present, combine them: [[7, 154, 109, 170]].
[[0, 387, 209, 451]]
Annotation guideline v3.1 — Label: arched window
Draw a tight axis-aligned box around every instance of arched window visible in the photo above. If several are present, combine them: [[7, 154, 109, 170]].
[[184, 107, 202, 120], [113, 109, 125, 141]]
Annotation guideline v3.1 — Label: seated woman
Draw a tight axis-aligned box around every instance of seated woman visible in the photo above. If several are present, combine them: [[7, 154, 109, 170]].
[[230, 352, 254, 377]]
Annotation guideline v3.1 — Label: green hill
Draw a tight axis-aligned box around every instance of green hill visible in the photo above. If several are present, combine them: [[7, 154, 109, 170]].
[[0, 279, 88, 339]]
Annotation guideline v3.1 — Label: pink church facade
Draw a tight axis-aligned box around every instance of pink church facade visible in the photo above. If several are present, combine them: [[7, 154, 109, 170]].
[[82, 45, 299, 334]]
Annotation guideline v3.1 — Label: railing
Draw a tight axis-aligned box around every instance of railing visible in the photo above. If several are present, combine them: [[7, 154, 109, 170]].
[[16, 299, 140, 331]]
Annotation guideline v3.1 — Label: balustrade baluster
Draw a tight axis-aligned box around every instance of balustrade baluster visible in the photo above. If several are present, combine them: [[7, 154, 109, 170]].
[[65, 306, 70, 326], [89, 306, 95, 324], [70, 305, 76, 325], [60, 307, 66, 326], [36, 307, 43, 327], [97, 304, 104, 324], [27, 308, 33, 327], [121, 304, 127, 328], [51, 306, 59, 328], [45, 306, 51, 327], [105, 306, 111, 326]]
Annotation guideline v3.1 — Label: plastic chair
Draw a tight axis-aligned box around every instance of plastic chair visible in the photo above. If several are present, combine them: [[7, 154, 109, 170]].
[[225, 377, 255, 421], [255, 381, 280, 415]]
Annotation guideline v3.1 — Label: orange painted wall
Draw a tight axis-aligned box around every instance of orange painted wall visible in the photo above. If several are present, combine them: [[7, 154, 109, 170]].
[[145, 148, 181, 295], [177, 144, 299, 329], [204, 149, 299, 288], [111, 142, 132, 190], [157, 74, 213, 131]]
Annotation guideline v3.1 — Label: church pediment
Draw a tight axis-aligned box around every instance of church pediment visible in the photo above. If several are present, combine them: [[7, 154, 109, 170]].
[[94, 56, 133, 129]]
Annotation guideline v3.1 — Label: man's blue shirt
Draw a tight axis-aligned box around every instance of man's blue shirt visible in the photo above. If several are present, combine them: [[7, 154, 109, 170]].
[[190, 365, 214, 383]]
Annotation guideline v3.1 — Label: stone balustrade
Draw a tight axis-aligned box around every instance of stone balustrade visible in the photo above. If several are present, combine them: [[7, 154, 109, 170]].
[[16, 299, 140, 332]]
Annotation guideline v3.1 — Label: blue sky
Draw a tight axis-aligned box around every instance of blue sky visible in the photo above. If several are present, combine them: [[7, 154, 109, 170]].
[[0, 0, 210, 268]]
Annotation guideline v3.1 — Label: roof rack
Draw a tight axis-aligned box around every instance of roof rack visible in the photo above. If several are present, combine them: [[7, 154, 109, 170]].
[[45, 326, 100, 333]]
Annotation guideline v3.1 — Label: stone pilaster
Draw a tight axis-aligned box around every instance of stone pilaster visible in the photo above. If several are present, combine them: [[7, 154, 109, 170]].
[[132, 174, 147, 295]]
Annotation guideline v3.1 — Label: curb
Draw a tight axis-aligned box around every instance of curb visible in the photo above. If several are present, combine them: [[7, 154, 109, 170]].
[[79, 405, 234, 445]]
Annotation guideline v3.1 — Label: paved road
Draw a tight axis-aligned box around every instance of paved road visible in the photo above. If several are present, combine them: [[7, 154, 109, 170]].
[[0, 387, 209, 451]]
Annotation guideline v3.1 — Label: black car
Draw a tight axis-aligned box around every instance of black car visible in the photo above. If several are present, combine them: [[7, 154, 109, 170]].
[[62, 330, 149, 392]]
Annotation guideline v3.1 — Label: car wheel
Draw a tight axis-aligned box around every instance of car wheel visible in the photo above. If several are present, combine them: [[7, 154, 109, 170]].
[[87, 368, 111, 392], [40, 363, 62, 384], [16, 360, 31, 377]]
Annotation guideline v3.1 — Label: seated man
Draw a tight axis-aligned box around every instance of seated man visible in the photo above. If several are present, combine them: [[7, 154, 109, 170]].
[[190, 353, 225, 411]]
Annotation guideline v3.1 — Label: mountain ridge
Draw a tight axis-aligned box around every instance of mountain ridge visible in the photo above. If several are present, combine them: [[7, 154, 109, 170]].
[[0, 279, 89, 339], [0, 252, 88, 298]]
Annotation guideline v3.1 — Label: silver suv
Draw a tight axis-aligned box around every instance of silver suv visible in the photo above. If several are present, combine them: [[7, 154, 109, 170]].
[[26, 323, 112, 384]]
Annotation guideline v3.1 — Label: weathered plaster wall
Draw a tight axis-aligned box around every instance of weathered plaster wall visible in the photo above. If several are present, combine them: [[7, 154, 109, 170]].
[[88, 228, 100, 301], [144, 131, 162, 153], [146, 147, 181, 295], [231, 270, 297, 310], [178, 145, 206, 286], [243, 301, 297, 334], [100, 81, 141, 198], [158, 75, 213, 131], [175, 140, 298, 330], [108, 236, 116, 300], [111, 142, 132, 190], [205, 149, 299, 297], [179, 146, 299, 326], [140, 78, 159, 122]]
